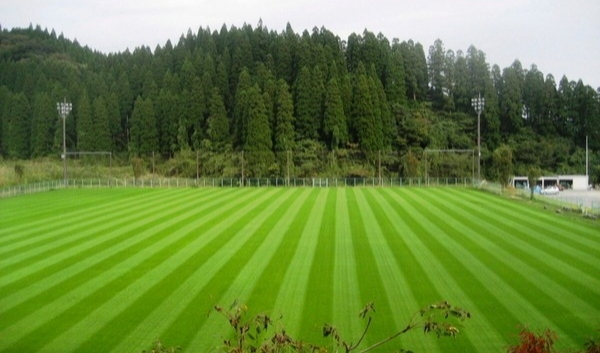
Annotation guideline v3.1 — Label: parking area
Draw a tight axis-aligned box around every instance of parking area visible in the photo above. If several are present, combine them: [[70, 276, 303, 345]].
[[542, 189, 600, 210]]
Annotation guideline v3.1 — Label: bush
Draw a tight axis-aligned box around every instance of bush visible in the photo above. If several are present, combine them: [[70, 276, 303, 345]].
[[14, 163, 24, 181]]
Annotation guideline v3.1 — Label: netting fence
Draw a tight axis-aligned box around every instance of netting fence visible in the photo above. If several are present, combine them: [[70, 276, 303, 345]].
[[0, 176, 477, 198]]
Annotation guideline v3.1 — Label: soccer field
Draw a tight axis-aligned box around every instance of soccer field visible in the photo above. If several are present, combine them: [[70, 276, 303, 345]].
[[0, 187, 599, 352]]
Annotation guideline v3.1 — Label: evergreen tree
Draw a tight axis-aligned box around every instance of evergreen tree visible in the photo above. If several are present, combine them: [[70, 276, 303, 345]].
[[373, 73, 395, 149], [233, 68, 253, 148], [76, 92, 94, 151], [500, 63, 524, 135], [215, 51, 231, 112], [384, 41, 407, 106], [293, 66, 319, 140], [31, 92, 55, 157], [452, 51, 471, 112], [207, 88, 230, 151], [523, 64, 546, 133], [6, 92, 31, 159], [466, 46, 491, 95], [156, 89, 180, 157], [93, 96, 111, 151], [130, 96, 158, 156], [312, 65, 326, 134], [481, 91, 502, 152], [274, 34, 294, 84], [351, 63, 383, 155], [541, 74, 559, 136], [0, 86, 10, 155], [244, 84, 273, 176], [572, 80, 599, 149], [557, 76, 574, 139], [273, 79, 295, 151], [106, 92, 123, 151], [428, 39, 447, 109], [229, 34, 251, 94], [323, 77, 348, 149], [189, 76, 207, 148]]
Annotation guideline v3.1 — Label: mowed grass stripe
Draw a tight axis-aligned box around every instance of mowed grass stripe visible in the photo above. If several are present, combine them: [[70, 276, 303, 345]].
[[0, 188, 238, 350], [452, 189, 584, 236], [430, 188, 600, 302], [0, 189, 126, 230], [269, 189, 327, 337], [455, 189, 600, 254], [83, 188, 291, 353], [1, 187, 597, 353], [449, 189, 600, 278], [0, 188, 174, 242], [299, 189, 336, 343], [404, 188, 587, 349], [0, 188, 200, 274], [167, 189, 302, 353], [362, 189, 442, 305], [41, 188, 287, 353], [332, 189, 363, 341], [129, 188, 289, 351], [0, 188, 193, 263], [363, 189, 474, 352], [344, 189, 398, 346], [210, 188, 310, 307], [387, 188, 522, 350], [184, 188, 310, 351], [352, 189, 443, 353], [0, 188, 216, 303], [0, 189, 167, 260], [418, 188, 600, 347], [378, 188, 504, 352], [0, 188, 258, 353]]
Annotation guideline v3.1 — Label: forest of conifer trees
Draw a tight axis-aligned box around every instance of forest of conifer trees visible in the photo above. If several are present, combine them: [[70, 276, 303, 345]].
[[0, 22, 599, 181]]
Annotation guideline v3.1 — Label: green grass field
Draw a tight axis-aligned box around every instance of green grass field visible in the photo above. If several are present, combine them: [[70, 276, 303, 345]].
[[1, 187, 599, 353]]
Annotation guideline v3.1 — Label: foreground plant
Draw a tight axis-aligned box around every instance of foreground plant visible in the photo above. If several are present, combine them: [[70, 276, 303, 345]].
[[213, 300, 471, 353], [141, 340, 181, 353], [507, 327, 600, 353]]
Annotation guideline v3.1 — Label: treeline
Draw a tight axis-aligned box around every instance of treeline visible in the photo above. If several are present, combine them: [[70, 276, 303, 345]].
[[0, 22, 598, 179]]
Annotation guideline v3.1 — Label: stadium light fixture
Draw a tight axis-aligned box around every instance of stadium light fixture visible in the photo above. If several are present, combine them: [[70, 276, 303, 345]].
[[471, 93, 485, 183], [57, 98, 72, 186]]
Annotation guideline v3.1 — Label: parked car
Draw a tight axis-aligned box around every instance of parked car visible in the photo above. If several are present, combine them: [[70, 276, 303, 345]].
[[541, 185, 560, 195]]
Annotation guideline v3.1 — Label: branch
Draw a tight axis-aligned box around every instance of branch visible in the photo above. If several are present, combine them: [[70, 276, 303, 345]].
[[358, 323, 415, 353], [346, 316, 372, 352]]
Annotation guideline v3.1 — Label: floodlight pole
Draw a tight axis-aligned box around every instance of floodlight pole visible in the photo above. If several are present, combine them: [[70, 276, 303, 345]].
[[57, 98, 72, 186], [471, 93, 485, 183]]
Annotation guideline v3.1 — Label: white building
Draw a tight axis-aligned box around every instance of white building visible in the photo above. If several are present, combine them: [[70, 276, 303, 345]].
[[512, 175, 589, 191]]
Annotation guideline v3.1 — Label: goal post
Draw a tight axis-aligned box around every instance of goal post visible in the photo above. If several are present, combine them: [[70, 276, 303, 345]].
[[423, 149, 475, 185]]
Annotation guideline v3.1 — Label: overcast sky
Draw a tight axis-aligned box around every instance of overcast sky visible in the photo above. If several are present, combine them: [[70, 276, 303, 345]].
[[2, 0, 600, 88]]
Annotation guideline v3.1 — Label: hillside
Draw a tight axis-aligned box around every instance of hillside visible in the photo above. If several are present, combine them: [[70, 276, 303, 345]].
[[0, 23, 598, 182]]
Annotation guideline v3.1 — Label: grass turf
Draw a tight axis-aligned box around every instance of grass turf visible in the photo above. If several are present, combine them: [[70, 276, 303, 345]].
[[0, 187, 598, 352]]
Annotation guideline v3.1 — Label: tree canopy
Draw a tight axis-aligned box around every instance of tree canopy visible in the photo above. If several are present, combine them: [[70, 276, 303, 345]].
[[0, 23, 598, 180]]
